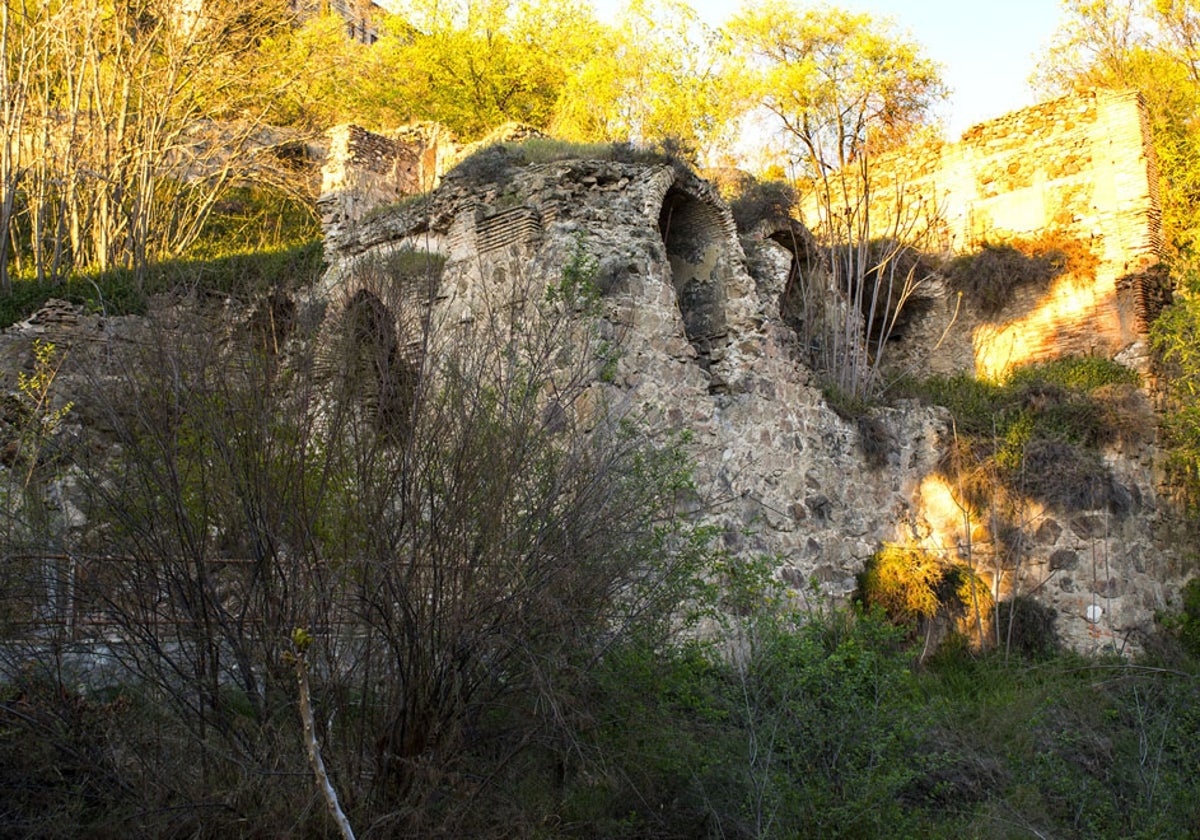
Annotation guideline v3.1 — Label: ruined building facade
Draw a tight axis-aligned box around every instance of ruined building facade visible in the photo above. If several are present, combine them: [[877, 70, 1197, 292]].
[[314, 91, 1182, 653], [799, 89, 1167, 380]]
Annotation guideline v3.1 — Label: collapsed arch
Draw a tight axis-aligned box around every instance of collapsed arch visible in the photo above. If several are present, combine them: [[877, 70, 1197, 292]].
[[767, 224, 819, 336], [658, 187, 729, 372], [343, 289, 416, 435]]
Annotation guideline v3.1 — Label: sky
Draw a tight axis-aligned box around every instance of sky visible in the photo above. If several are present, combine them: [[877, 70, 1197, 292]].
[[591, 0, 1067, 139]]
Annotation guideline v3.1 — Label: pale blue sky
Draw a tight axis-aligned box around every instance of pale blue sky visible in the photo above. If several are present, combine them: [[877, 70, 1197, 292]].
[[592, 0, 1066, 139]]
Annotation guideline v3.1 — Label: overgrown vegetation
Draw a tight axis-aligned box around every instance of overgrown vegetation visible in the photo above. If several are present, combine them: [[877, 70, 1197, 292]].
[[728, 177, 798, 234], [2, 312, 1198, 840], [896, 356, 1147, 514], [445, 137, 693, 185], [0, 186, 322, 328], [856, 543, 993, 653], [945, 230, 1100, 316], [1151, 283, 1200, 509]]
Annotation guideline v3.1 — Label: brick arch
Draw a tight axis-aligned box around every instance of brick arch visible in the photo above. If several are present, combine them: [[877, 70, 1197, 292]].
[[339, 288, 417, 436], [657, 185, 734, 373]]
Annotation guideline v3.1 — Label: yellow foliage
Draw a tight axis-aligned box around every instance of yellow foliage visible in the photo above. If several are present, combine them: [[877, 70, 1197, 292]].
[[860, 542, 993, 639]]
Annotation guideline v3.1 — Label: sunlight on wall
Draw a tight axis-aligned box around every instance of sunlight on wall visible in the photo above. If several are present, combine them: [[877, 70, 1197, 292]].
[[915, 474, 976, 556], [972, 274, 1122, 380]]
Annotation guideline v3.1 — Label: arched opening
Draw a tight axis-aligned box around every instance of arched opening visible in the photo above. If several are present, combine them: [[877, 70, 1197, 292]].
[[344, 289, 416, 437], [658, 187, 728, 373]]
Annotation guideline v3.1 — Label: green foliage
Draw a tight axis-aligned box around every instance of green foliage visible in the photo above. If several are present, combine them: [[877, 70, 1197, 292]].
[[184, 185, 320, 260], [544, 235, 600, 311], [857, 543, 993, 638], [0, 183, 323, 328], [917, 649, 1200, 839], [1006, 354, 1141, 392], [1160, 577, 1200, 657], [1151, 294, 1200, 507], [895, 356, 1145, 513]]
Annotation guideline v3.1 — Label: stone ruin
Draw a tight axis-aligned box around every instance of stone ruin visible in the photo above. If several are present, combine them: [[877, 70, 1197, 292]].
[[801, 88, 1169, 381], [312, 91, 1188, 654]]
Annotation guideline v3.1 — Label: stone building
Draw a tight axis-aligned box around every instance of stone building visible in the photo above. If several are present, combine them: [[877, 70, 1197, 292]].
[[314, 94, 1184, 653]]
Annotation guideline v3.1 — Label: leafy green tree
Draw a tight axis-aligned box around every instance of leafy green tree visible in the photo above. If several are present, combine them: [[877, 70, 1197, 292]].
[[369, 0, 599, 138], [725, 3, 947, 402], [726, 2, 946, 176], [553, 0, 737, 162]]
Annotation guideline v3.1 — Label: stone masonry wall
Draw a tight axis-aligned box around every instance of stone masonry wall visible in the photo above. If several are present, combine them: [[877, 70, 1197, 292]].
[[314, 97, 1186, 654], [801, 89, 1164, 380], [316, 153, 1186, 655]]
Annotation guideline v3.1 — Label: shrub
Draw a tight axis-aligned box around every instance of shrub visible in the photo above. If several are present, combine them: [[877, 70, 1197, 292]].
[[1160, 577, 1200, 658], [994, 594, 1060, 659], [1015, 438, 1128, 513], [1151, 294, 1200, 508], [0, 243, 716, 837], [1006, 354, 1140, 392], [728, 177, 797, 233], [444, 142, 523, 183], [445, 137, 692, 187], [856, 543, 993, 642], [899, 356, 1138, 514], [946, 231, 1098, 316]]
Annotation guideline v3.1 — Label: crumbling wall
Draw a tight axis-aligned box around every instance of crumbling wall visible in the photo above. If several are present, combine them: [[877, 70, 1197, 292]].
[[802, 89, 1165, 379]]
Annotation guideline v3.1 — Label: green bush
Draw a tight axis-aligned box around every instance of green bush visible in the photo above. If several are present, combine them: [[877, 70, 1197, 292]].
[[994, 595, 1060, 659], [1151, 294, 1200, 508]]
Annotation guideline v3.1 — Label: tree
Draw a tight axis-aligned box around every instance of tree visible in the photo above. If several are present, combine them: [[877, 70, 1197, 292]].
[[0, 247, 714, 833], [726, 2, 945, 177], [364, 0, 599, 139], [552, 0, 737, 162], [726, 3, 947, 401], [0, 0, 295, 284]]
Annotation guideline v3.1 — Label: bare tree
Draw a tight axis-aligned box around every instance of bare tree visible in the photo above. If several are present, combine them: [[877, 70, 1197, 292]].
[[0, 0, 297, 286], [0, 245, 712, 833]]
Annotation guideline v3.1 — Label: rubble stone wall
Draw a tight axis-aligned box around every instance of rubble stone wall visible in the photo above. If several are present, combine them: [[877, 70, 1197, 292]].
[[312, 96, 1185, 653]]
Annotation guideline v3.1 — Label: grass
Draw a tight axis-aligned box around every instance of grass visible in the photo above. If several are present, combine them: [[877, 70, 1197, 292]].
[[913, 643, 1200, 839], [0, 185, 324, 328], [444, 137, 691, 185]]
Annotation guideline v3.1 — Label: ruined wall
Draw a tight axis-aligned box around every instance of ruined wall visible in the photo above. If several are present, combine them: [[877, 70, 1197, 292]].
[[316, 148, 1186, 655], [802, 89, 1165, 379]]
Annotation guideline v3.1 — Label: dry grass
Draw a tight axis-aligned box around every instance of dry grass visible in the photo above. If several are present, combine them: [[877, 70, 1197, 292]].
[[946, 230, 1099, 316]]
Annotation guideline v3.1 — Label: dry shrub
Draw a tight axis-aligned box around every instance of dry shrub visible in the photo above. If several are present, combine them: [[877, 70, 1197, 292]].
[[728, 178, 798, 233], [1092, 382, 1157, 447], [1015, 438, 1131, 513], [946, 230, 1097, 316], [857, 413, 894, 469]]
